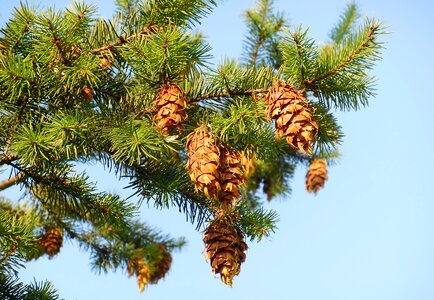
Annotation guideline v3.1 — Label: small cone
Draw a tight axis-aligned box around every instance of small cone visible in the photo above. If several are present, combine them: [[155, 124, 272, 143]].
[[305, 159, 328, 193], [149, 244, 172, 284], [153, 83, 187, 136], [218, 145, 246, 209], [82, 86, 93, 100], [127, 258, 151, 293], [39, 227, 63, 257], [203, 218, 248, 287], [265, 81, 318, 154], [186, 126, 221, 200]]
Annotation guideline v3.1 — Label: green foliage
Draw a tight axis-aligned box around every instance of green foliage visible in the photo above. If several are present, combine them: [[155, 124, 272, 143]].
[[242, 0, 286, 69], [312, 19, 385, 110], [0, 272, 62, 300], [0, 0, 385, 293], [280, 26, 319, 85], [330, 2, 360, 44], [0, 200, 40, 276]]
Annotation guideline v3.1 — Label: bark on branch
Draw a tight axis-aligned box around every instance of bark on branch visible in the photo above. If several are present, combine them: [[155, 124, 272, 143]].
[[0, 172, 27, 191]]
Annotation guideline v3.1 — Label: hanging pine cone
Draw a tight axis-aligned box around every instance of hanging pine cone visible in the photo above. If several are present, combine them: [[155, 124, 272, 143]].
[[219, 145, 246, 209], [265, 81, 318, 155], [39, 227, 63, 257], [153, 83, 187, 136], [82, 85, 93, 100], [127, 258, 151, 293], [305, 159, 328, 194], [186, 126, 221, 200], [149, 244, 172, 284], [203, 218, 248, 287]]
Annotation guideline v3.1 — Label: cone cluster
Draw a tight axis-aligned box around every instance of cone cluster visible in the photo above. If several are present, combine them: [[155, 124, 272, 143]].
[[153, 83, 187, 136], [305, 159, 328, 193], [203, 219, 248, 287], [39, 227, 63, 257], [186, 127, 246, 209], [265, 81, 318, 154]]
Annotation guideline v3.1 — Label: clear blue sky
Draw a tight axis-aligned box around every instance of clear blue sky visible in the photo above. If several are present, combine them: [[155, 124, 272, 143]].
[[1, 0, 434, 299]]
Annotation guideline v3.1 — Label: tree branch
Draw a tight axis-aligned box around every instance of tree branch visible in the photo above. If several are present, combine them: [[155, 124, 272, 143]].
[[293, 31, 306, 83], [305, 22, 379, 87], [0, 154, 19, 166], [90, 25, 158, 54], [0, 172, 26, 191], [191, 88, 268, 103]]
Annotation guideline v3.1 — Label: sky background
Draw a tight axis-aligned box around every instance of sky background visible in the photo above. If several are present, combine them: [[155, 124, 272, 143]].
[[1, 0, 434, 299]]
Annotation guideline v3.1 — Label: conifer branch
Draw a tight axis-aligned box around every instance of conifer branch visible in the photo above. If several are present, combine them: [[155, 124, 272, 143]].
[[6, 6, 34, 51], [65, 6, 88, 36], [0, 0, 385, 292], [46, 21, 66, 65], [90, 25, 158, 54], [305, 21, 381, 87], [0, 173, 26, 191], [3, 97, 29, 159], [0, 155, 19, 166], [293, 31, 306, 82], [330, 2, 360, 44], [12, 19, 31, 51], [192, 88, 268, 103], [247, 0, 269, 68]]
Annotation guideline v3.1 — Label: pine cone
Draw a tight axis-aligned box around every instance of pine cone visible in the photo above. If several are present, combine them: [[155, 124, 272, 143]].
[[39, 227, 63, 257], [186, 126, 221, 200], [265, 81, 318, 154], [203, 219, 248, 287], [219, 145, 246, 209], [305, 159, 328, 193], [127, 258, 151, 293], [149, 244, 172, 284], [153, 83, 187, 136], [82, 86, 93, 100]]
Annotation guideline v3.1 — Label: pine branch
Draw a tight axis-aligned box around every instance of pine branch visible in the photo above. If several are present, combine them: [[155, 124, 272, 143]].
[[0, 173, 26, 191], [0, 3, 35, 51], [1, 95, 30, 166], [242, 0, 286, 69], [0, 155, 19, 166], [191, 88, 268, 103], [90, 25, 158, 54], [330, 2, 360, 44], [305, 20, 383, 87], [0, 272, 61, 300], [280, 26, 318, 86], [293, 31, 306, 82]]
